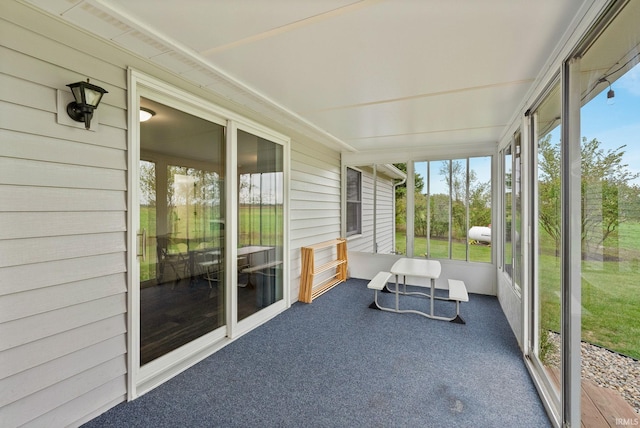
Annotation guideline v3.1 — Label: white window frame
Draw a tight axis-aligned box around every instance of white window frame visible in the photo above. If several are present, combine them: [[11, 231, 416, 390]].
[[346, 167, 362, 237]]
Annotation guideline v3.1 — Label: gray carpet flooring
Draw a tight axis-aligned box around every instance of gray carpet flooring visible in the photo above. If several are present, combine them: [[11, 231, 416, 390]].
[[84, 278, 551, 427]]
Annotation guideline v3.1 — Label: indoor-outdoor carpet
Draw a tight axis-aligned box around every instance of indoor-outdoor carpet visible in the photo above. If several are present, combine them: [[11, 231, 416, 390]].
[[84, 278, 551, 428]]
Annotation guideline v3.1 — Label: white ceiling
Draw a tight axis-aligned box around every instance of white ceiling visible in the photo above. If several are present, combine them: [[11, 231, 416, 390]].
[[25, 0, 588, 153]]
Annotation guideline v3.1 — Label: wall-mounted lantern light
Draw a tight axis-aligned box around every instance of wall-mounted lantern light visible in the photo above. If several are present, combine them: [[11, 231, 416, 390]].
[[66, 79, 108, 130]]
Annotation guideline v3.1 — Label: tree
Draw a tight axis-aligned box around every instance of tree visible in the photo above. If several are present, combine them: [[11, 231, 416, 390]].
[[537, 135, 561, 255], [438, 160, 491, 240], [537, 136, 640, 258]]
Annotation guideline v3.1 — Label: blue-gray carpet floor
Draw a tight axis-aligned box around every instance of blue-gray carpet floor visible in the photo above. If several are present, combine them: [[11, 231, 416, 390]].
[[84, 278, 550, 427]]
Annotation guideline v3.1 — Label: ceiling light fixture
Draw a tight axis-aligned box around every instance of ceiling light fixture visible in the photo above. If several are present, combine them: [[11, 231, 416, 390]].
[[140, 107, 156, 122], [66, 79, 108, 130]]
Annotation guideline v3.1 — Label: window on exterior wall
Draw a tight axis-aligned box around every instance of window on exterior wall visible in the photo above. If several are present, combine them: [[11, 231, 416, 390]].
[[346, 167, 362, 236], [413, 157, 492, 262]]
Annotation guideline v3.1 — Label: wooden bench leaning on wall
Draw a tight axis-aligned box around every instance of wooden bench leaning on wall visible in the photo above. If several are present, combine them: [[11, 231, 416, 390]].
[[298, 238, 348, 303]]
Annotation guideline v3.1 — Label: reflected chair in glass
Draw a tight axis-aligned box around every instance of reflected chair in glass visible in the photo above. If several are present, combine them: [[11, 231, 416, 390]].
[[156, 236, 188, 286], [197, 250, 222, 294]]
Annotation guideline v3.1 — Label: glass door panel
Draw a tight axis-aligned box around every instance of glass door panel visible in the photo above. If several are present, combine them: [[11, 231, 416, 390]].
[[139, 97, 225, 365], [532, 83, 562, 400], [236, 129, 284, 321], [577, 0, 640, 403]]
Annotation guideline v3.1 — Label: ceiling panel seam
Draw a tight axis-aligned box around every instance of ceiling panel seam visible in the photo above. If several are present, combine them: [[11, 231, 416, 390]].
[[306, 79, 536, 113]]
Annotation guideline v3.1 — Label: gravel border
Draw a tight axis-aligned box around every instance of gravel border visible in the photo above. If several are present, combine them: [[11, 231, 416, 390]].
[[547, 332, 639, 414]]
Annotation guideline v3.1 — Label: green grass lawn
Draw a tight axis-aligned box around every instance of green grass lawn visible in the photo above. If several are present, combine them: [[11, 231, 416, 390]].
[[536, 221, 640, 360], [395, 232, 492, 263]]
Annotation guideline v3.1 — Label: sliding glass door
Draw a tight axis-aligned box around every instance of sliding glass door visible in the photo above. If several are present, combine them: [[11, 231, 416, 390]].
[[138, 97, 226, 365], [527, 3, 640, 424]]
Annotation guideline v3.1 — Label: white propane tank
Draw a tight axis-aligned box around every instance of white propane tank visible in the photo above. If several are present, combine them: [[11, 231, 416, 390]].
[[468, 226, 491, 243]]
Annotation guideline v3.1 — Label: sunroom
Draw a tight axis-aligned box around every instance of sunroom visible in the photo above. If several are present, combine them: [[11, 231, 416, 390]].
[[1, 0, 639, 427]]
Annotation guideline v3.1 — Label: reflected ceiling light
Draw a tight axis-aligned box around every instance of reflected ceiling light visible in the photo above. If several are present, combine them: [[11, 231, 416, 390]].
[[66, 79, 108, 130], [140, 107, 156, 122]]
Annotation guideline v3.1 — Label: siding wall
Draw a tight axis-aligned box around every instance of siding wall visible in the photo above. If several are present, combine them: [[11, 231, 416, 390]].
[[289, 143, 341, 300], [0, 3, 343, 426], [375, 176, 395, 254], [0, 15, 129, 427], [347, 168, 395, 255]]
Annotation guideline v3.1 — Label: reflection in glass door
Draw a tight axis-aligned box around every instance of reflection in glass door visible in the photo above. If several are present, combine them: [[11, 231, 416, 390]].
[[138, 98, 225, 365], [236, 129, 284, 321]]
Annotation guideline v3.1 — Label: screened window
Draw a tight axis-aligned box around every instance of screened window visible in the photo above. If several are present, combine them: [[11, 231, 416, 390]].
[[413, 157, 492, 262], [346, 167, 362, 236]]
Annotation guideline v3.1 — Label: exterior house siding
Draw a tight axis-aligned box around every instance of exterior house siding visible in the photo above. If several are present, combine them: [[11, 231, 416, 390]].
[[289, 143, 341, 301], [0, 12, 129, 427], [375, 178, 395, 254], [1, 2, 344, 425]]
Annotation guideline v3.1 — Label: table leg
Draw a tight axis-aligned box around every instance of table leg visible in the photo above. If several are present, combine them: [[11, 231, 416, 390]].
[[430, 277, 435, 316], [395, 274, 399, 311]]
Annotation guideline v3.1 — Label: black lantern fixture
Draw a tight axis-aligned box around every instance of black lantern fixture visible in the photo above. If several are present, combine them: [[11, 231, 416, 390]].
[[66, 79, 108, 130]]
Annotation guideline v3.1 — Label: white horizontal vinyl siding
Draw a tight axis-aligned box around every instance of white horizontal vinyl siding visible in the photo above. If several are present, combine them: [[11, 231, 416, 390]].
[[0, 12, 128, 427], [289, 143, 341, 301], [375, 179, 394, 254]]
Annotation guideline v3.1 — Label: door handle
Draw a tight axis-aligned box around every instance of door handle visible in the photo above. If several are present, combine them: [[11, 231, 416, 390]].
[[137, 229, 147, 261]]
